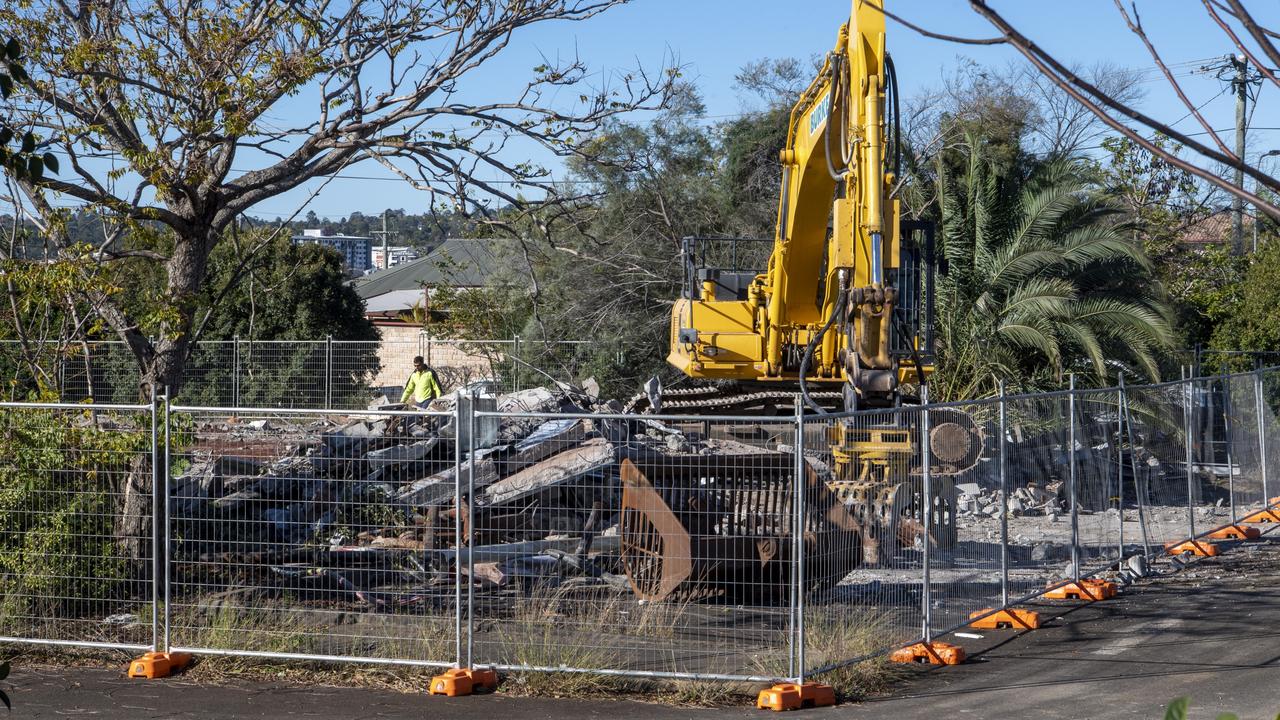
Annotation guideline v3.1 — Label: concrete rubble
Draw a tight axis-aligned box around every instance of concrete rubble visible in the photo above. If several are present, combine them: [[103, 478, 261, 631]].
[[170, 382, 768, 609]]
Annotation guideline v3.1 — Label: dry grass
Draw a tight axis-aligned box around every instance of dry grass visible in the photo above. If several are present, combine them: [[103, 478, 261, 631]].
[[0, 585, 906, 708], [801, 609, 905, 701]]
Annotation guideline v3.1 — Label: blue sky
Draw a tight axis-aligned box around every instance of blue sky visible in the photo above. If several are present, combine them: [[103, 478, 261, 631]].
[[250, 0, 1278, 221], [34, 1, 1280, 222]]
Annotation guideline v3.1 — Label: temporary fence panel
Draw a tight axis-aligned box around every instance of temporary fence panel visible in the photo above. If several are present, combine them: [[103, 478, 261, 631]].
[[164, 405, 459, 668], [1, 366, 1279, 682], [1071, 386, 1122, 579], [462, 408, 807, 681], [800, 405, 929, 678], [0, 402, 156, 651], [1257, 368, 1280, 514], [331, 340, 388, 408], [998, 391, 1078, 599], [1120, 381, 1194, 550], [920, 396, 1012, 641]]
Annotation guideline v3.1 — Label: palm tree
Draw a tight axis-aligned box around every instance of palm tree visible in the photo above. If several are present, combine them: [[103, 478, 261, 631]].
[[931, 138, 1174, 401]]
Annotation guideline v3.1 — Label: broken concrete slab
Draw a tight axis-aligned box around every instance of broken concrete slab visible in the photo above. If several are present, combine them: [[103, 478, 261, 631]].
[[396, 458, 499, 508], [497, 387, 560, 413], [367, 438, 440, 471], [504, 418, 586, 469], [482, 437, 614, 507], [322, 419, 386, 455]]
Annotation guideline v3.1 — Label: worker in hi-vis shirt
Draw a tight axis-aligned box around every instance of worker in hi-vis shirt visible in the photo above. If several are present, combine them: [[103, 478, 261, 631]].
[[401, 355, 443, 408]]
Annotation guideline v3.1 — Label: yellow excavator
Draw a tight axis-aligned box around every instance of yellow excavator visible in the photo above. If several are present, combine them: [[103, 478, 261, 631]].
[[620, 2, 975, 591], [668, 0, 925, 412]]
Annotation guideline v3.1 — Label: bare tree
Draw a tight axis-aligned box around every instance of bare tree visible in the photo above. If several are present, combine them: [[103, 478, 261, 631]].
[[872, 0, 1280, 221], [0, 0, 675, 398], [1019, 61, 1146, 158]]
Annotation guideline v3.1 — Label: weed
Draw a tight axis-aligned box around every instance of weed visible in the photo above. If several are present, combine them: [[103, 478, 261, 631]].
[[801, 609, 904, 701]]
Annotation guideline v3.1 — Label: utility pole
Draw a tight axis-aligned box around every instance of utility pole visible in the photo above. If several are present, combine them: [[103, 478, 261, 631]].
[[371, 209, 397, 271], [1232, 54, 1248, 256]]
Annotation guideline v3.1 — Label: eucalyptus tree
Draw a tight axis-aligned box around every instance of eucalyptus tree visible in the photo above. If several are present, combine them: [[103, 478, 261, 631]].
[[0, 0, 674, 397], [0, 0, 673, 561]]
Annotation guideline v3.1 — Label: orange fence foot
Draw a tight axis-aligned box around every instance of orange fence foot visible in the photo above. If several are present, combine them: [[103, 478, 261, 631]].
[[968, 607, 1041, 630], [1242, 508, 1280, 524], [889, 641, 965, 666], [1206, 524, 1262, 541], [756, 682, 836, 711], [127, 651, 192, 679], [429, 667, 498, 697], [1043, 579, 1118, 601], [1165, 540, 1221, 557]]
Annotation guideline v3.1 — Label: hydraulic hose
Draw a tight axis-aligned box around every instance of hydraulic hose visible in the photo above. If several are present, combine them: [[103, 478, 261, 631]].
[[885, 54, 901, 180], [823, 54, 850, 182], [799, 288, 848, 415]]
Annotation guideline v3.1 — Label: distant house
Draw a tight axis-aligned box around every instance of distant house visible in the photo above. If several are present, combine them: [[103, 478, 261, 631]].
[[349, 238, 507, 393], [1178, 210, 1259, 248], [350, 237, 502, 323], [370, 245, 420, 271], [292, 229, 373, 274]]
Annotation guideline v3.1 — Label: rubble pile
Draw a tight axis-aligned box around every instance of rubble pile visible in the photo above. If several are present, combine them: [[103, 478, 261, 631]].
[[170, 385, 776, 608], [955, 480, 1065, 520]]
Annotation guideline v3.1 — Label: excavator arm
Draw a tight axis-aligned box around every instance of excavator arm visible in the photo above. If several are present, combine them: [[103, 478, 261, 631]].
[[668, 0, 930, 410]]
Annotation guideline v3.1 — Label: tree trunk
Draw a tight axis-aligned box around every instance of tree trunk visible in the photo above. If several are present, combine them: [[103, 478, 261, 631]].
[[117, 227, 214, 562]]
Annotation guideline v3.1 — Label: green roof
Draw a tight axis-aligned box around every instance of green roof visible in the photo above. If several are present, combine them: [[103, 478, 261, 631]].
[[351, 238, 500, 299]]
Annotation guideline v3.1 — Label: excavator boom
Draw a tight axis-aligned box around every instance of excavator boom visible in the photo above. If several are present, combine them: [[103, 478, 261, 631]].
[[667, 0, 933, 411]]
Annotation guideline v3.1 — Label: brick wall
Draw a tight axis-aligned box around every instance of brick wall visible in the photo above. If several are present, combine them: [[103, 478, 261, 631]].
[[369, 325, 504, 395]]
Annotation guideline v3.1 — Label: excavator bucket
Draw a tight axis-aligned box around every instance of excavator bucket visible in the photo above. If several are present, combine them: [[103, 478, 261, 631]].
[[619, 454, 864, 603]]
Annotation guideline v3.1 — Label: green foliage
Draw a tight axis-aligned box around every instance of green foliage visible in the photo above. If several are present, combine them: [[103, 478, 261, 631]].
[[198, 232, 379, 343], [0, 409, 146, 623], [1209, 237, 1280, 366], [1162, 696, 1268, 720], [1100, 134, 1239, 358], [188, 234, 380, 406], [932, 138, 1173, 400], [0, 37, 57, 183], [0, 248, 123, 401]]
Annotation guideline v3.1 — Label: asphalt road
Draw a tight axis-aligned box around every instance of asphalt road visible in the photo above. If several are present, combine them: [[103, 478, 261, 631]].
[[5, 540, 1280, 719]]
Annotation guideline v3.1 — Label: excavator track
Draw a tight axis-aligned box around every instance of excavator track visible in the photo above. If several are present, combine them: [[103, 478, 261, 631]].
[[624, 386, 843, 415]]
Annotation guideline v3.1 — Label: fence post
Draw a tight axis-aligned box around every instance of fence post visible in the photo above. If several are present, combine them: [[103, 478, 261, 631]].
[[324, 335, 333, 408], [232, 335, 241, 407], [1182, 367, 1198, 542], [149, 385, 160, 652], [920, 385, 933, 643], [1068, 374, 1080, 584], [998, 381, 1009, 609], [466, 390, 477, 670], [452, 398, 464, 668], [513, 334, 521, 392], [791, 399, 806, 684], [1116, 373, 1126, 565], [1256, 366, 1270, 506], [162, 386, 172, 653], [1222, 376, 1237, 526]]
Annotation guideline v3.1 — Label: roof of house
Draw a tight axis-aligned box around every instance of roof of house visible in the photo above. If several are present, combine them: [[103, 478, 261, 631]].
[[363, 289, 427, 314], [351, 238, 501, 299], [1179, 210, 1258, 246]]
